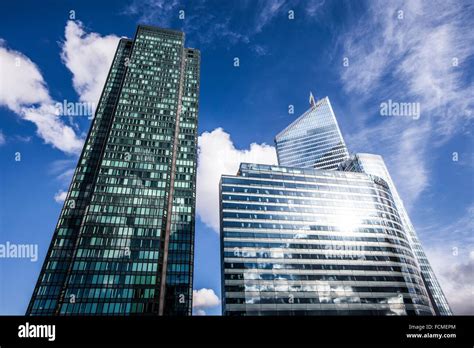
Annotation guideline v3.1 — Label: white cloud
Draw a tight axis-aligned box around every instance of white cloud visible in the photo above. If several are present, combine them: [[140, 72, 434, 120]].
[[61, 20, 121, 106], [0, 41, 83, 154], [0, 129, 5, 145], [54, 190, 68, 203], [192, 288, 220, 311], [197, 128, 277, 232], [22, 104, 84, 155], [0, 43, 50, 112]]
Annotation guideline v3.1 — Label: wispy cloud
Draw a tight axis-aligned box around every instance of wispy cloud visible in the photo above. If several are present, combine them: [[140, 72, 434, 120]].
[[124, 0, 181, 28], [305, 0, 326, 17], [345, 119, 431, 210], [254, 0, 286, 33], [340, 0, 474, 209], [49, 159, 76, 202], [251, 44, 269, 56], [418, 203, 474, 248], [49, 159, 77, 184], [122, 0, 292, 52], [0, 129, 5, 146]]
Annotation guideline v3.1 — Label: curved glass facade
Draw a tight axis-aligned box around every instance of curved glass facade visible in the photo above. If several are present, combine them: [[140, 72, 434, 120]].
[[275, 97, 349, 170], [339, 153, 452, 315], [220, 163, 434, 316]]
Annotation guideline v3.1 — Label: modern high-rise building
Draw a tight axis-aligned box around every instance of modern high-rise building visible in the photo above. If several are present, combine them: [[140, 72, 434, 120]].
[[27, 25, 200, 316], [339, 153, 452, 315], [275, 94, 451, 315], [220, 94, 450, 316], [275, 95, 349, 170], [220, 163, 434, 315]]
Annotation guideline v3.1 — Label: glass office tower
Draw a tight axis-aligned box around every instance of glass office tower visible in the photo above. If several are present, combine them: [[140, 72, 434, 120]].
[[275, 96, 349, 170], [27, 25, 200, 316], [339, 153, 452, 315], [220, 163, 434, 316]]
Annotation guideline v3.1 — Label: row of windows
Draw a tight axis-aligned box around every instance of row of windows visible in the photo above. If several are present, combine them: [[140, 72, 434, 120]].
[[66, 287, 156, 300], [278, 141, 346, 162], [224, 285, 426, 296], [224, 262, 419, 275], [224, 273, 413, 283], [222, 195, 397, 219], [225, 309, 430, 316], [223, 251, 417, 267], [225, 296, 428, 306], [222, 231, 410, 248], [222, 221, 405, 238], [277, 126, 340, 148], [222, 211, 400, 227], [67, 274, 157, 286], [222, 176, 385, 193], [224, 240, 411, 257]]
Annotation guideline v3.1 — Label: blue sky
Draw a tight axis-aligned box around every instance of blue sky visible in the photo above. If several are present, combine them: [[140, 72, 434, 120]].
[[0, 0, 473, 315]]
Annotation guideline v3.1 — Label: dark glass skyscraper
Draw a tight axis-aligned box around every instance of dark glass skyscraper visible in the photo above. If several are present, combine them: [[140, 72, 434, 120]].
[[27, 25, 200, 316]]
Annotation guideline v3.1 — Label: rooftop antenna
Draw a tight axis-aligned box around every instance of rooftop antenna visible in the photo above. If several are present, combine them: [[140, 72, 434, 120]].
[[309, 91, 316, 107]]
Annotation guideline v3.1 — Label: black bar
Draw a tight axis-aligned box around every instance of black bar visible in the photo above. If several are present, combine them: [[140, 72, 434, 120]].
[[0, 316, 472, 346]]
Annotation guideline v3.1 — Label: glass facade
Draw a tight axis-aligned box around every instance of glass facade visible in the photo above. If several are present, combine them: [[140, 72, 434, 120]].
[[220, 163, 434, 316], [339, 153, 452, 315], [27, 25, 200, 316], [275, 97, 349, 170]]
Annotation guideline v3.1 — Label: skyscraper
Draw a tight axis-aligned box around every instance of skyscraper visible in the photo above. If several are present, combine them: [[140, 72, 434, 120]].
[[275, 95, 349, 170], [339, 153, 452, 315], [220, 163, 434, 315], [220, 93, 450, 316], [275, 94, 450, 314], [27, 25, 200, 316]]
